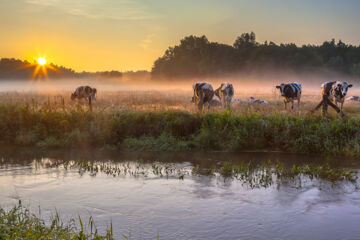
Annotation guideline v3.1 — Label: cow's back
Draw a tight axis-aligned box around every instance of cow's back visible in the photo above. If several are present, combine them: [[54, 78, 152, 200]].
[[74, 86, 92, 98], [284, 83, 301, 99], [194, 82, 214, 102], [321, 81, 336, 96]]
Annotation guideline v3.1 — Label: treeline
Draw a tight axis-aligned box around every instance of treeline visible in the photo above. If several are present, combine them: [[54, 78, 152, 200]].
[[151, 32, 360, 78], [0, 58, 77, 79], [0, 58, 127, 80]]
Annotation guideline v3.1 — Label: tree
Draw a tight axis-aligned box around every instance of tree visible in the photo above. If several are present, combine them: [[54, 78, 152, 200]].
[[233, 32, 257, 49]]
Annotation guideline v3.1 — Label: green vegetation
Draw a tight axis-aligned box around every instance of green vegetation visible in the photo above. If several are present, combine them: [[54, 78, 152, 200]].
[[0, 201, 114, 240], [2, 104, 360, 156], [152, 33, 360, 78]]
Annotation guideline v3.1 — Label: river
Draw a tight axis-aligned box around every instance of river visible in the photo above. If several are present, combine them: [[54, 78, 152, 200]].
[[0, 147, 359, 240]]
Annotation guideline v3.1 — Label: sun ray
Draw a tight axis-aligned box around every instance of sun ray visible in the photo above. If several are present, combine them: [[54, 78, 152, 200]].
[[30, 56, 57, 80]]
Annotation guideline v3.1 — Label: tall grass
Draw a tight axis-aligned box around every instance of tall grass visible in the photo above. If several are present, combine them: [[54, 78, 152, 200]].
[[1, 103, 360, 156], [0, 201, 114, 240]]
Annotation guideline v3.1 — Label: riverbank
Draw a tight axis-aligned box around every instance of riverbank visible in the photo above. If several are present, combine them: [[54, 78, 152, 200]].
[[1, 104, 360, 156]]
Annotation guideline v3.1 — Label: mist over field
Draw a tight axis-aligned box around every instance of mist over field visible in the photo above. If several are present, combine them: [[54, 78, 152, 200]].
[[0, 69, 359, 96]]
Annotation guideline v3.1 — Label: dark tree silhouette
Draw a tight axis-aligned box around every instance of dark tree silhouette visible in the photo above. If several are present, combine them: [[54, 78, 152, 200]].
[[151, 32, 360, 79], [0, 58, 123, 80]]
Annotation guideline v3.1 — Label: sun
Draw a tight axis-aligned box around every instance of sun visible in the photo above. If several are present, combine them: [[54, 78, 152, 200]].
[[31, 56, 56, 80], [37, 57, 46, 66]]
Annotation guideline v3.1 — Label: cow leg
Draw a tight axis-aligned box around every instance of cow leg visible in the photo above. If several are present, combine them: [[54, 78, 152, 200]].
[[291, 100, 294, 111], [88, 97, 92, 111], [298, 98, 301, 111], [326, 98, 341, 115], [322, 101, 328, 117], [313, 99, 324, 112], [340, 101, 344, 112], [227, 98, 231, 109], [322, 95, 328, 117], [284, 100, 287, 110], [222, 94, 226, 109], [198, 102, 203, 111], [197, 92, 204, 112]]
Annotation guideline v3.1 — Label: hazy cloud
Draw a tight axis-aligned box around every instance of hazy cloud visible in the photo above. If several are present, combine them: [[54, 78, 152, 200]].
[[140, 34, 155, 50], [24, 0, 155, 21]]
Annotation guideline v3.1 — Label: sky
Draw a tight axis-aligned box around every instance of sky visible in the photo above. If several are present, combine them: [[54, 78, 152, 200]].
[[1, 0, 360, 72]]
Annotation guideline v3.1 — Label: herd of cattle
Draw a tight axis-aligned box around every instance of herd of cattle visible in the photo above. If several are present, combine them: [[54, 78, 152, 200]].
[[70, 81, 356, 116], [191, 81, 354, 116]]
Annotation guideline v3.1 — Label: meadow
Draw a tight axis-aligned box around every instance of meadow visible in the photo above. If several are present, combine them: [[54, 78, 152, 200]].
[[1, 89, 360, 156]]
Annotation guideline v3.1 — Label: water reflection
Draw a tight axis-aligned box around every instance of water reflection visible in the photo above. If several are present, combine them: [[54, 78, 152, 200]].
[[0, 147, 360, 240]]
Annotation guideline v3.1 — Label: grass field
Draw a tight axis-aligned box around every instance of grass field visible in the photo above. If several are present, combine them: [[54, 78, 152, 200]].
[[1, 89, 360, 156]]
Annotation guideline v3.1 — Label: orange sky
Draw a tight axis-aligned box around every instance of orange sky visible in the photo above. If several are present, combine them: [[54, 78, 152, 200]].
[[1, 0, 360, 72]]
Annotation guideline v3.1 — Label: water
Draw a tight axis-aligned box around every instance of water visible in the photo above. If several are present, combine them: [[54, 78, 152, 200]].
[[1, 147, 360, 240]]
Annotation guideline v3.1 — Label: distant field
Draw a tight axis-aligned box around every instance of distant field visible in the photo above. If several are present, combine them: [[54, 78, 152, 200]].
[[1, 89, 360, 117]]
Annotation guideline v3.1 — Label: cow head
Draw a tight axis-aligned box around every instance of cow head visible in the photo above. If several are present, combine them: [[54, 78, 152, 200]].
[[214, 83, 229, 99], [214, 88, 221, 99], [341, 82, 352, 97], [334, 81, 353, 98], [276, 84, 286, 97], [71, 92, 77, 100]]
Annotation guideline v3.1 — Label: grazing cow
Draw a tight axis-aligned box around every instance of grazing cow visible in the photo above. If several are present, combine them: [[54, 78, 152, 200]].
[[250, 97, 268, 105], [214, 83, 234, 109], [71, 86, 97, 104], [209, 98, 222, 107], [346, 96, 360, 102], [312, 81, 352, 116], [192, 82, 214, 111], [276, 82, 302, 111]]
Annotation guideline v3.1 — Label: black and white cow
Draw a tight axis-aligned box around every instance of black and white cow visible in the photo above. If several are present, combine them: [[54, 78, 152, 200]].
[[324, 81, 353, 112], [346, 96, 360, 102], [276, 82, 302, 111], [71, 86, 97, 104], [192, 82, 214, 111], [250, 97, 268, 105], [312, 81, 352, 116], [214, 82, 234, 109]]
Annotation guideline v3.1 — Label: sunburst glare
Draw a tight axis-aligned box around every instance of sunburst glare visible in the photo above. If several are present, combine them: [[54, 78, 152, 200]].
[[36, 57, 46, 66]]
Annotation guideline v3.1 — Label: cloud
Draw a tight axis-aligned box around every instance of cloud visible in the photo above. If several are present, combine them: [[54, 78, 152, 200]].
[[24, 0, 155, 21], [139, 34, 155, 50], [24, 0, 58, 6]]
